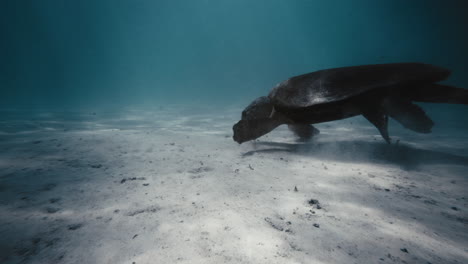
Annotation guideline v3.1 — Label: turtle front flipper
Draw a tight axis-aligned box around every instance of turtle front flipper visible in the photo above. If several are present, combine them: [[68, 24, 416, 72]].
[[362, 108, 391, 144], [288, 124, 320, 141]]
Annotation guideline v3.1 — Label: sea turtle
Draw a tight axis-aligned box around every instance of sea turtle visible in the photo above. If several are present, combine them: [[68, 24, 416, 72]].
[[233, 63, 468, 144]]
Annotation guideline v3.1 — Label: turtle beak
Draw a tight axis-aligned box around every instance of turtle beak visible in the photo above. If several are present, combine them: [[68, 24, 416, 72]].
[[232, 120, 248, 144]]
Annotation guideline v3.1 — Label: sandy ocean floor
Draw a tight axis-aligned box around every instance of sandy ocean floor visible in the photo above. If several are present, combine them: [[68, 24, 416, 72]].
[[0, 105, 467, 264]]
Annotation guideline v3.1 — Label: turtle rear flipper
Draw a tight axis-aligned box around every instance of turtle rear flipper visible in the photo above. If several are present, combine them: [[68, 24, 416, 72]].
[[383, 98, 434, 133], [410, 84, 468, 105], [288, 124, 320, 141], [362, 108, 391, 144]]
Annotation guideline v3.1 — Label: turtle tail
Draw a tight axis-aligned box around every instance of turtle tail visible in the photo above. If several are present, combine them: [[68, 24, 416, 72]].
[[410, 83, 468, 105]]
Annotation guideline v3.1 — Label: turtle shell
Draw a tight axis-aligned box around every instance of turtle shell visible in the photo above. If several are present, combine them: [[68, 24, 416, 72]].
[[268, 63, 450, 108]]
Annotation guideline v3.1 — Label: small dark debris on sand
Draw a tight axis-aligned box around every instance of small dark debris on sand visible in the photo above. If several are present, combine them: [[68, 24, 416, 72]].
[[289, 241, 302, 252], [42, 183, 57, 191], [127, 206, 160, 216], [132, 234, 138, 239], [120, 177, 147, 184], [294, 186, 298, 192], [45, 207, 61, 214], [313, 223, 320, 228], [67, 223, 83, 230], [400, 248, 409, 253], [308, 199, 322, 209], [264, 217, 284, 231], [441, 212, 468, 224], [308, 199, 318, 204], [188, 167, 213, 174], [45, 238, 60, 248], [15, 240, 40, 257], [424, 199, 438, 205], [49, 197, 61, 203], [451, 206, 459, 211], [143, 183, 149, 186]]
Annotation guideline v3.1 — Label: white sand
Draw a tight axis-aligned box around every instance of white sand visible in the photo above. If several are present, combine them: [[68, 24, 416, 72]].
[[0, 105, 467, 264]]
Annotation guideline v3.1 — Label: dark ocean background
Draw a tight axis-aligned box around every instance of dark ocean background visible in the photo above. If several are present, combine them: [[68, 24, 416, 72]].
[[1, 0, 468, 112]]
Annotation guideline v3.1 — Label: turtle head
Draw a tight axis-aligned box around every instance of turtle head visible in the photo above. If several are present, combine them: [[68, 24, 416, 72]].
[[233, 96, 281, 144], [241, 96, 274, 120]]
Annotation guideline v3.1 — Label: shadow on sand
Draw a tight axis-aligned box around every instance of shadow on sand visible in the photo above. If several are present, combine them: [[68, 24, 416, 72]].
[[242, 140, 468, 169]]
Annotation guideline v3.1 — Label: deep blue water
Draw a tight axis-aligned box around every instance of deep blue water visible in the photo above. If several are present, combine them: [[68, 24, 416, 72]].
[[1, 0, 468, 111], [0, 0, 468, 109]]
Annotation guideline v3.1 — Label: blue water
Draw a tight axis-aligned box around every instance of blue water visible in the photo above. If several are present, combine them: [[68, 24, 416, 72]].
[[1, 0, 467, 110]]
